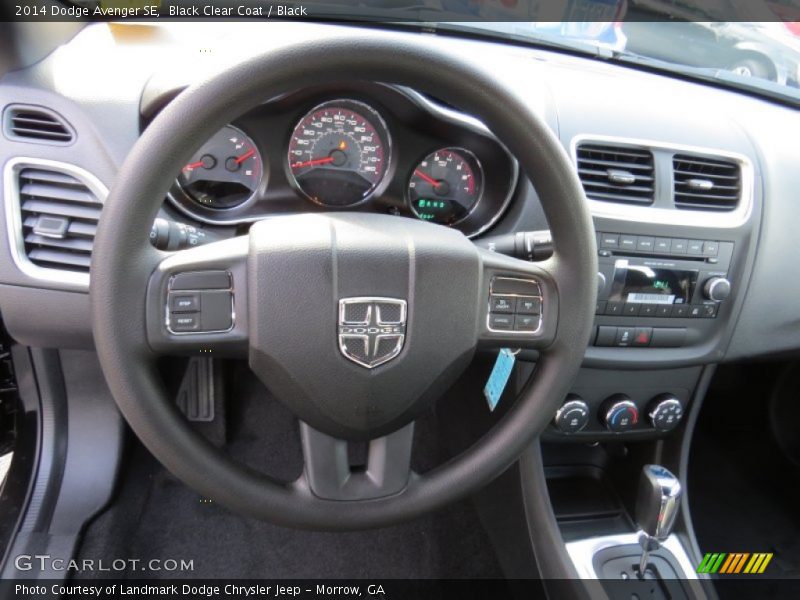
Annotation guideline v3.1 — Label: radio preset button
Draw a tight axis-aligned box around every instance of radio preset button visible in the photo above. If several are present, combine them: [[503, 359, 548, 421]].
[[639, 304, 657, 317], [605, 301, 624, 316], [654, 238, 671, 253], [623, 303, 640, 316], [619, 235, 637, 250], [703, 241, 720, 257], [600, 233, 620, 249], [656, 305, 672, 317], [670, 239, 688, 254], [636, 236, 655, 252], [687, 240, 704, 255], [671, 304, 690, 318]]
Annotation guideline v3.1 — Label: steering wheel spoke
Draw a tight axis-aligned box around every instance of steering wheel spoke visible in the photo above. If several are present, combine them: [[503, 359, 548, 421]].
[[146, 235, 249, 358], [296, 422, 415, 501], [477, 248, 559, 350]]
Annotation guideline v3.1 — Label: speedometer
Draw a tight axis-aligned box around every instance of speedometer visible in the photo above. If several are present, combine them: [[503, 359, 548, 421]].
[[287, 99, 390, 207]]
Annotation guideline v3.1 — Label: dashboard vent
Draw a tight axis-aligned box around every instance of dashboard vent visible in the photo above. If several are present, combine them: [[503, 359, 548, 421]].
[[673, 154, 741, 211], [3, 105, 74, 144], [17, 167, 102, 274], [576, 143, 655, 205]]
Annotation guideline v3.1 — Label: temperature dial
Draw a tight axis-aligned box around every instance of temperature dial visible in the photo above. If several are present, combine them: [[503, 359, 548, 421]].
[[602, 395, 639, 433], [408, 147, 483, 225], [553, 395, 590, 434], [648, 395, 684, 432]]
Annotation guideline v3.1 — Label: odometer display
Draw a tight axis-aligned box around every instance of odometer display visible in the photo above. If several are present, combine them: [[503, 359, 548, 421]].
[[287, 100, 390, 207], [408, 148, 483, 225]]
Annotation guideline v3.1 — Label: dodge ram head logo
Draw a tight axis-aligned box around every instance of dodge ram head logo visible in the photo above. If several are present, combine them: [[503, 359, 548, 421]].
[[338, 297, 407, 369]]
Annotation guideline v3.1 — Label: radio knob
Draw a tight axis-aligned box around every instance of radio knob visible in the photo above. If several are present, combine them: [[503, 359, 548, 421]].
[[703, 277, 731, 302], [648, 395, 684, 432], [602, 395, 639, 433], [554, 395, 590, 434]]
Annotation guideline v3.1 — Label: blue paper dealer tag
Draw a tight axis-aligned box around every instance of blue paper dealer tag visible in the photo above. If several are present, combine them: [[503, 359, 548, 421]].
[[483, 348, 516, 411]]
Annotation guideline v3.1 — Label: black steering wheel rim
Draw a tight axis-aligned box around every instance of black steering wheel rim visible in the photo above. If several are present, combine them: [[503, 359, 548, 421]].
[[91, 34, 597, 530]]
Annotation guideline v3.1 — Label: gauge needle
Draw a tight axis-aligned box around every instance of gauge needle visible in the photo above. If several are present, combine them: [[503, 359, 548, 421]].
[[291, 156, 336, 169], [182, 160, 205, 171], [414, 169, 441, 188], [234, 148, 256, 164]]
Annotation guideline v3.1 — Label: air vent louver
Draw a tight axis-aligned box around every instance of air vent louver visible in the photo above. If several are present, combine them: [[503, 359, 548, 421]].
[[3, 105, 74, 144], [576, 143, 655, 205], [673, 154, 741, 211], [18, 167, 102, 273]]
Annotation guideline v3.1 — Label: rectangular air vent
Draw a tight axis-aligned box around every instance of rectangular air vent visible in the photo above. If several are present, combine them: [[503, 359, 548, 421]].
[[576, 143, 655, 205], [673, 154, 741, 211], [16, 167, 102, 274], [3, 105, 74, 144]]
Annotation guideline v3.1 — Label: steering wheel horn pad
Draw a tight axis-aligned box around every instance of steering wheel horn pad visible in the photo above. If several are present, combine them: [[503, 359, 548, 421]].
[[91, 35, 597, 529]]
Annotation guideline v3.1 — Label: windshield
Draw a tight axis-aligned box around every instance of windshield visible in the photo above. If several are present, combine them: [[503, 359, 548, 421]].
[[60, 0, 800, 104]]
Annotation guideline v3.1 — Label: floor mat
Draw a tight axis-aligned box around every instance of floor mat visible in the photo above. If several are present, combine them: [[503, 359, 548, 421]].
[[75, 368, 504, 580], [689, 364, 800, 589]]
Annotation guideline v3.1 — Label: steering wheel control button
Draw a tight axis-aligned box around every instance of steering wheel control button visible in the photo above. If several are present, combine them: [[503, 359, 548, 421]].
[[516, 296, 541, 315], [491, 277, 541, 297], [169, 293, 200, 313], [489, 314, 514, 330], [602, 396, 639, 433], [553, 396, 590, 434], [514, 315, 538, 331], [648, 395, 684, 432], [170, 270, 231, 290], [170, 314, 200, 332], [487, 277, 543, 335], [166, 271, 234, 335], [490, 295, 515, 313]]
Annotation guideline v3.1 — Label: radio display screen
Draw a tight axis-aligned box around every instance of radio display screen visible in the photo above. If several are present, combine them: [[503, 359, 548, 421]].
[[610, 264, 698, 305]]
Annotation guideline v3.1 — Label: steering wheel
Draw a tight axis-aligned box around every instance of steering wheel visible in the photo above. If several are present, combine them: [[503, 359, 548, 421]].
[[90, 35, 597, 530]]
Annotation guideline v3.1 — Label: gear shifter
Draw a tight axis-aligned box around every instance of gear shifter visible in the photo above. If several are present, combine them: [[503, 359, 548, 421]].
[[635, 465, 682, 578]]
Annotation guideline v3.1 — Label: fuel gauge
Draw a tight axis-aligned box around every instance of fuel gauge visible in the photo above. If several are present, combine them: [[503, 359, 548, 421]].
[[408, 147, 483, 225]]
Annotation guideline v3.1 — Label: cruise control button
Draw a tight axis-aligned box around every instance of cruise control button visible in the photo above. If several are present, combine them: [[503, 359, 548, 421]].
[[171, 270, 231, 290], [170, 314, 199, 332], [639, 304, 657, 317], [514, 315, 539, 331], [490, 295, 515, 313], [516, 296, 542, 315], [489, 314, 513, 330], [169, 292, 200, 313]]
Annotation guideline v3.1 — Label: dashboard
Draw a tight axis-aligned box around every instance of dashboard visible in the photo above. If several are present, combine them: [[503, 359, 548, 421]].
[[152, 84, 517, 239], [0, 20, 799, 377]]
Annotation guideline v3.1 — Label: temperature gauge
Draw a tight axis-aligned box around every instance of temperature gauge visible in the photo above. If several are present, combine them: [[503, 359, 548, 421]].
[[176, 125, 262, 210], [408, 147, 483, 225]]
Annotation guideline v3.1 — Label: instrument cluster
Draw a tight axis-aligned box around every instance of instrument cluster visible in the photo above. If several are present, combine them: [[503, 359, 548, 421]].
[[164, 84, 518, 238]]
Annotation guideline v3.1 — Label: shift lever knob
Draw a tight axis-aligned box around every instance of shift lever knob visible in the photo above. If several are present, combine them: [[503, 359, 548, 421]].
[[635, 465, 682, 577], [636, 464, 682, 540]]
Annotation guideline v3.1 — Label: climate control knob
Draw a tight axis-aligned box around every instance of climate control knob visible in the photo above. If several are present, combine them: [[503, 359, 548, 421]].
[[554, 395, 590, 434], [703, 277, 731, 302], [602, 395, 639, 433], [648, 395, 684, 432]]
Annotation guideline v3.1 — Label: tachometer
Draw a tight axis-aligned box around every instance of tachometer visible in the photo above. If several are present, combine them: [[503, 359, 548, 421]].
[[287, 99, 390, 207], [177, 125, 262, 210], [408, 148, 483, 225]]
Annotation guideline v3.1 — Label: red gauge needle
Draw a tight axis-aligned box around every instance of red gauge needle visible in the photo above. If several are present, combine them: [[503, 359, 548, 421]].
[[291, 156, 335, 169], [414, 169, 441, 188], [182, 160, 205, 171], [234, 148, 256, 164]]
